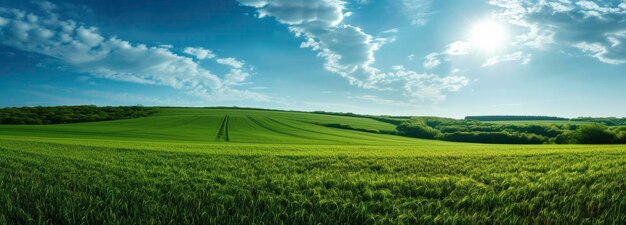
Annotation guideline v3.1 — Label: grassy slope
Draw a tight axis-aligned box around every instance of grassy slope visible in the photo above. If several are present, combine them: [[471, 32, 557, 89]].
[[1, 136, 626, 224], [1, 108, 626, 224], [0, 108, 404, 145]]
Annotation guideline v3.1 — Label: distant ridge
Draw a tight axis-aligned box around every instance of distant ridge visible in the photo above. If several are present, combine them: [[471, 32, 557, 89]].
[[465, 115, 569, 121]]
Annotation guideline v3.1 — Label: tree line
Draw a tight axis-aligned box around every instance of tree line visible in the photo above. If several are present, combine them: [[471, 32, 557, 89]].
[[396, 117, 626, 144], [466, 115, 626, 127], [570, 117, 626, 126], [0, 105, 158, 125], [465, 115, 568, 121]]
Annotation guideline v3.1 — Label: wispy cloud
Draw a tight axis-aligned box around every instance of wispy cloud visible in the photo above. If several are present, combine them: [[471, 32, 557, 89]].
[[0, 5, 269, 102], [489, 0, 626, 64], [423, 53, 441, 68], [402, 0, 434, 26], [351, 95, 417, 108], [238, 0, 468, 102], [421, 41, 472, 69], [482, 51, 531, 67], [183, 47, 215, 60]]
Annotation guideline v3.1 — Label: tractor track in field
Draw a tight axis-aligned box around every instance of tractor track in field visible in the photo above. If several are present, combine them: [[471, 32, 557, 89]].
[[215, 115, 229, 142], [245, 116, 314, 140]]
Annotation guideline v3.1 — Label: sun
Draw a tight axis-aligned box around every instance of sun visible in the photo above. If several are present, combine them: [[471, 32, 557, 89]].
[[469, 20, 508, 51]]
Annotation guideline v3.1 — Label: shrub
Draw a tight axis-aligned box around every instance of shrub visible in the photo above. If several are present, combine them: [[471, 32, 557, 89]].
[[0, 105, 158, 125], [440, 132, 547, 144], [396, 119, 441, 139], [561, 124, 618, 144]]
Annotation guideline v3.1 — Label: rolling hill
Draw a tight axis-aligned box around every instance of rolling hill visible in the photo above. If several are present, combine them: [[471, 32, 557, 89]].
[[0, 108, 419, 145], [1, 107, 626, 224]]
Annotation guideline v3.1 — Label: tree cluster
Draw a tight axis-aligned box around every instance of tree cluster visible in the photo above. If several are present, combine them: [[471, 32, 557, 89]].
[[465, 115, 568, 121], [570, 117, 626, 126], [0, 105, 158, 125], [396, 117, 626, 144]]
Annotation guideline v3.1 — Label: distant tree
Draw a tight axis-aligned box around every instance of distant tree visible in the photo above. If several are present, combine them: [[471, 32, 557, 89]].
[[571, 117, 626, 126], [616, 131, 626, 144], [0, 105, 158, 125], [555, 124, 618, 144], [465, 115, 568, 121], [441, 131, 546, 144], [396, 119, 441, 139]]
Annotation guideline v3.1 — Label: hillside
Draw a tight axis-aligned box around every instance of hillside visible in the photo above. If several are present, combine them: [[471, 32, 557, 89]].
[[0, 108, 419, 145], [2, 107, 626, 224]]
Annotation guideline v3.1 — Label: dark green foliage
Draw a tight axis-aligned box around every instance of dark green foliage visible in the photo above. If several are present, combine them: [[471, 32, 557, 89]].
[[466, 115, 569, 121], [0, 105, 158, 125], [441, 131, 547, 144], [571, 117, 626, 126], [396, 119, 441, 139], [617, 131, 626, 143], [554, 124, 619, 144], [396, 117, 623, 144]]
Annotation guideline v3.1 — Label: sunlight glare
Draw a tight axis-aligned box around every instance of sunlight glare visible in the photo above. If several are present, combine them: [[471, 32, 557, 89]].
[[470, 20, 507, 51]]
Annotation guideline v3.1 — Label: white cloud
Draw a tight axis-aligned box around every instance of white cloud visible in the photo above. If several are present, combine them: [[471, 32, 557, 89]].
[[81, 89, 202, 106], [238, 0, 345, 27], [444, 41, 472, 55], [366, 66, 469, 102], [481, 51, 531, 67], [382, 28, 399, 34], [402, 0, 433, 26], [394, 67, 468, 102], [239, 0, 386, 87], [216, 57, 244, 69], [489, 0, 626, 64], [0, 7, 268, 102], [238, 0, 468, 102], [159, 44, 173, 49], [216, 57, 250, 85], [33, 1, 57, 13], [574, 41, 626, 64], [423, 53, 441, 68], [183, 47, 215, 60], [418, 41, 472, 69]]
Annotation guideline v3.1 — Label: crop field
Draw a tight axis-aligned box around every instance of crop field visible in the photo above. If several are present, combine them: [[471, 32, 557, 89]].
[[1, 108, 626, 224]]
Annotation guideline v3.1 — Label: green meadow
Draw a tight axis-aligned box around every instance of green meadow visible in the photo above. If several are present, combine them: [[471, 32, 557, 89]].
[[1, 108, 626, 224]]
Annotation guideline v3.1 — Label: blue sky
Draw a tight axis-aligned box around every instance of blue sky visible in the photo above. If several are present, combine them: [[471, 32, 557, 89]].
[[1, 0, 625, 118]]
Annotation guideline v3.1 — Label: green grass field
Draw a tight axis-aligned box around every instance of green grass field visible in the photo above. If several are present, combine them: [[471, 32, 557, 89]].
[[1, 108, 626, 224]]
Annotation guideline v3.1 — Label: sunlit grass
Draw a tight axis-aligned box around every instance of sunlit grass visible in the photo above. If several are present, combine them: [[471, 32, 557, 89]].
[[1, 108, 626, 224]]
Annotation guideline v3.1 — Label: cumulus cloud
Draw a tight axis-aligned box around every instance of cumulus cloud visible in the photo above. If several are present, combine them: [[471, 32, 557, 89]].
[[489, 0, 626, 64], [421, 41, 472, 69], [183, 47, 215, 60], [238, 0, 386, 86], [423, 53, 441, 68], [444, 41, 472, 55], [574, 41, 626, 64], [0, 7, 268, 102], [238, 0, 467, 101], [216, 57, 244, 69], [482, 51, 531, 67], [390, 66, 468, 102], [33, 1, 57, 13]]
